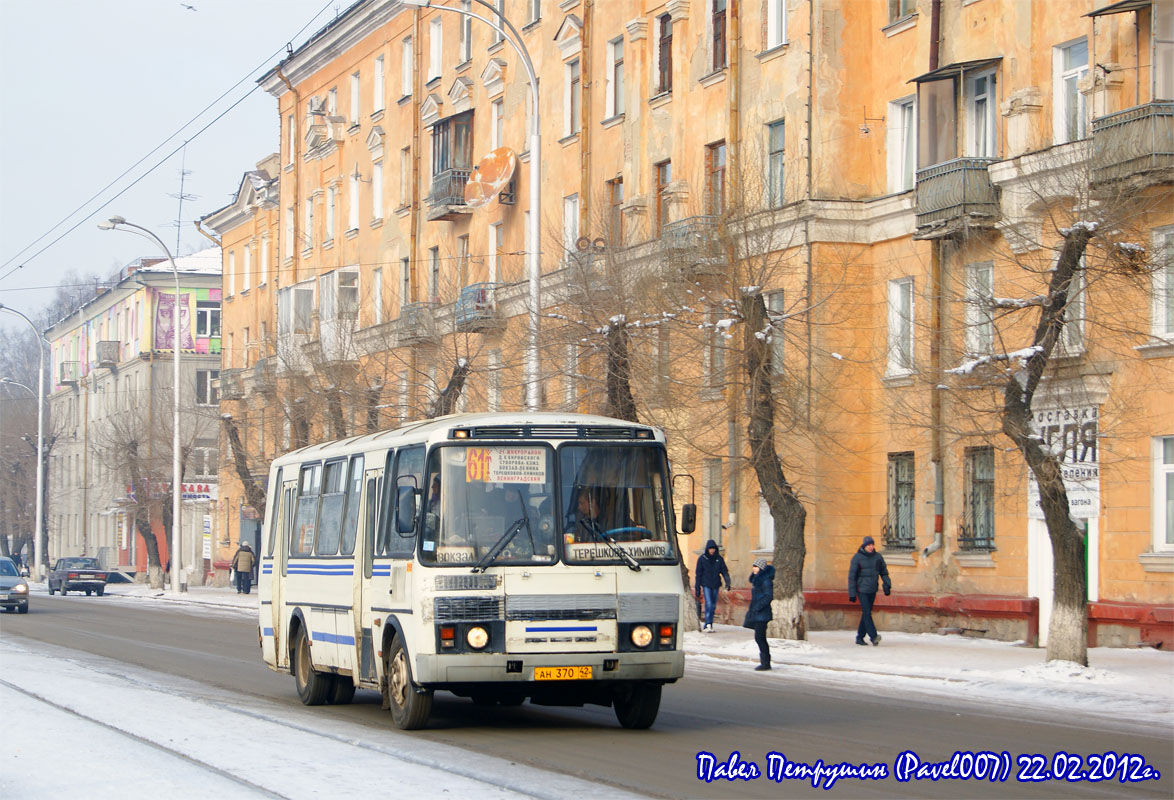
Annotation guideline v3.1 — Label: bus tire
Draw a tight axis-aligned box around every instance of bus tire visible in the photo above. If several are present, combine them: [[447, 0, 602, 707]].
[[386, 636, 432, 730], [292, 626, 331, 706], [328, 675, 356, 705], [614, 683, 661, 729]]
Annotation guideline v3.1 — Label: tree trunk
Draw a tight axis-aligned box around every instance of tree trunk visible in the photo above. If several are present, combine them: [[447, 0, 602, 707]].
[[741, 292, 807, 640], [222, 415, 267, 512], [999, 226, 1093, 665], [127, 440, 164, 588], [604, 324, 638, 422], [327, 387, 347, 439], [429, 360, 471, 418]]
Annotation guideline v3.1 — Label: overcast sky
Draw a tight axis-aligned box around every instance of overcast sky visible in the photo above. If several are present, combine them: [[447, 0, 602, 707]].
[[0, 0, 338, 329]]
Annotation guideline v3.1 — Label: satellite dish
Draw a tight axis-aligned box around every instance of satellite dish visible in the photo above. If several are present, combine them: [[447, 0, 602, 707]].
[[464, 147, 517, 209]]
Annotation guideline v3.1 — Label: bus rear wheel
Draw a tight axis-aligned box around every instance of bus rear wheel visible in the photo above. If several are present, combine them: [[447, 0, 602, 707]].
[[386, 636, 432, 730], [614, 683, 661, 729], [292, 626, 331, 706]]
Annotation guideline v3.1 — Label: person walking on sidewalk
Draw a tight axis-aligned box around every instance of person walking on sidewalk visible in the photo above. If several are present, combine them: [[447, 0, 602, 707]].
[[231, 542, 256, 595], [848, 535, 890, 646], [743, 557, 775, 670], [694, 539, 731, 632]]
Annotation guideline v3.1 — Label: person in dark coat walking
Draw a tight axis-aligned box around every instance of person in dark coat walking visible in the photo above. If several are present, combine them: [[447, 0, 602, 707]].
[[694, 539, 731, 631], [743, 557, 775, 670], [848, 535, 890, 645], [231, 542, 256, 594]]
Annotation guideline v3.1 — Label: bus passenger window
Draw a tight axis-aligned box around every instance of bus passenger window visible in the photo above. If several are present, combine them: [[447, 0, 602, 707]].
[[291, 463, 321, 556], [340, 455, 364, 555], [315, 460, 348, 555], [267, 467, 282, 557]]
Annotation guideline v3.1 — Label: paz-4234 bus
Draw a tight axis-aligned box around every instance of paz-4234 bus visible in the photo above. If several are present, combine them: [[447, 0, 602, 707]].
[[257, 412, 697, 730]]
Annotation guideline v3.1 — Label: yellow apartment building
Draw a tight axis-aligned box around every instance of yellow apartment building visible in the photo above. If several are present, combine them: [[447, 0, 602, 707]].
[[201, 0, 1173, 645]]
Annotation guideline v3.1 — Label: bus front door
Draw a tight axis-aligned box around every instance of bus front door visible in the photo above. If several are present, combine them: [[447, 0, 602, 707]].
[[270, 477, 297, 670], [355, 467, 384, 687]]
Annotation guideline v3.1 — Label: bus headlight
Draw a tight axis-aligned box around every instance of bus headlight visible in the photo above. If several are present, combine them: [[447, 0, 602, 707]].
[[630, 625, 653, 648], [466, 625, 489, 650]]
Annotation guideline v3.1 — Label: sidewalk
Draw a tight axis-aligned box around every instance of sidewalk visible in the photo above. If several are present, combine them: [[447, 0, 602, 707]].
[[51, 582, 1174, 729]]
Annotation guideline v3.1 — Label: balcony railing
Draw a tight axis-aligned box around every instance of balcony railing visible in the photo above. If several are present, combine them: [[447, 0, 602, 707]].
[[218, 368, 245, 400], [1091, 101, 1174, 185], [661, 215, 724, 276], [398, 301, 440, 344], [252, 358, 276, 392], [96, 341, 120, 368], [455, 283, 503, 332], [914, 157, 999, 235], [426, 168, 472, 220], [59, 361, 80, 386]]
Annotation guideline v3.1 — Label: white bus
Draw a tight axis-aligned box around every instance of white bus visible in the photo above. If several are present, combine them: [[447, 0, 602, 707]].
[[258, 412, 697, 730]]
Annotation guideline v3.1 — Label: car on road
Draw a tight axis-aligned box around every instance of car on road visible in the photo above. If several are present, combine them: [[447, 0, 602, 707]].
[[0, 556, 30, 613], [48, 557, 108, 596]]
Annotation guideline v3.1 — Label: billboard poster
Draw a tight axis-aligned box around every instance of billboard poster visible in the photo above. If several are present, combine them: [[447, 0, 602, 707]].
[[1026, 403, 1100, 519], [155, 291, 193, 351]]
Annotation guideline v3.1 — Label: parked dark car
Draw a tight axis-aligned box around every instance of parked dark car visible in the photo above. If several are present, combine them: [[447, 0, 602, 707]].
[[48, 557, 108, 596], [0, 557, 30, 613]]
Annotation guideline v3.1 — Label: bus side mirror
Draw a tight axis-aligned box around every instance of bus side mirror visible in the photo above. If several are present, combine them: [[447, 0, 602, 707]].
[[680, 503, 697, 534], [395, 486, 417, 535]]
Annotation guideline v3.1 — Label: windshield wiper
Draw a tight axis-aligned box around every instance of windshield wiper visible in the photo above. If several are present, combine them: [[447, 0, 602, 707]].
[[471, 494, 534, 573], [586, 525, 641, 572]]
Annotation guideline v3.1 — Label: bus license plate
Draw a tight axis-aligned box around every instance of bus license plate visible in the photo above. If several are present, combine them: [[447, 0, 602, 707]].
[[534, 666, 593, 681]]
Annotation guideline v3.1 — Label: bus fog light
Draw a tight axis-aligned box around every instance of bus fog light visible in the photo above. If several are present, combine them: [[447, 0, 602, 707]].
[[630, 625, 653, 648], [466, 626, 489, 649]]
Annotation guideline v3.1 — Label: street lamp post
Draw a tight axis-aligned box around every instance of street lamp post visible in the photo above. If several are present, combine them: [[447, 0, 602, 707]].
[[0, 306, 46, 582], [402, 0, 541, 411], [98, 216, 185, 593]]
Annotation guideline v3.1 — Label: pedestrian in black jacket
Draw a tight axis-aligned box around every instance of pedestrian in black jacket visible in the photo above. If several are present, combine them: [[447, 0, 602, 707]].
[[848, 535, 891, 646], [743, 558, 775, 670], [694, 539, 731, 632]]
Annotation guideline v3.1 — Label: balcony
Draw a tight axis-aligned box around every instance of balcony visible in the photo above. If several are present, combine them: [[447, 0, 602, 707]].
[[218, 368, 245, 400], [455, 283, 504, 333], [59, 361, 80, 386], [1091, 102, 1174, 187], [913, 157, 999, 238], [426, 168, 472, 221], [660, 215, 724, 278], [251, 358, 276, 393], [96, 341, 120, 369], [397, 301, 440, 345]]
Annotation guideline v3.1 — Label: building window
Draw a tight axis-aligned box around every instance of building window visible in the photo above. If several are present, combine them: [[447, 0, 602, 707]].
[[887, 97, 916, 193], [429, 17, 443, 82], [401, 37, 413, 97], [766, 0, 786, 49], [607, 177, 624, 246], [372, 161, 384, 219], [607, 37, 625, 118], [373, 267, 383, 325], [961, 446, 995, 551], [260, 237, 269, 284], [1157, 1, 1174, 100], [350, 71, 361, 125], [766, 290, 784, 374], [562, 194, 580, 263], [491, 99, 504, 149], [707, 309, 725, 389], [374, 55, 385, 113], [887, 278, 914, 375], [767, 120, 785, 207], [400, 257, 411, 308], [304, 198, 314, 249], [284, 206, 294, 259], [655, 159, 672, 234], [712, 0, 727, 71], [565, 58, 581, 136], [242, 244, 251, 292], [492, 0, 505, 44], [196, 369, 220, 406], [286, 114, 295, 165], [399, 146, 411, 207], [326, 187, 336, 241], [889, 0, 916, 22], [964, 261, 994, 355], [430, 111, 474, 182], [1058, 259, 1086, 355], [1152, 229, 1174, 340], [328, 87, 337, 116], [706, 141, 726, 216], [885, 452, 915, 549], [707, 459, 723, 545], [348, 173, 360, 231], [196, 301, 220, 338], [657, 14, 673, 94], [1053, 38, 1088, 145], [966, 69, 997, 158], [459, 0, 472, 62], [227, 250, 235, 296], [1155, 437, 1174, 552], [429, 246, 440, 300]]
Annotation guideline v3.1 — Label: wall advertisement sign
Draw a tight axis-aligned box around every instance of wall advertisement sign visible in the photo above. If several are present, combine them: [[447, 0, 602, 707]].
[[1026, 403, 1100, 520]]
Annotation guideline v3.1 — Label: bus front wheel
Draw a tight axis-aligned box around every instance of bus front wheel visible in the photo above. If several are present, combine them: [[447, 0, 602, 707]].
[[386, 636, 432, 730], [292, 626, 331, 706], [614, 683, 661, 729]]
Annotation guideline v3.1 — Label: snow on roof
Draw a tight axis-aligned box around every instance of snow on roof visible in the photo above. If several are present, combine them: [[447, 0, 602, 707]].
[[137, 245, 222, 276]]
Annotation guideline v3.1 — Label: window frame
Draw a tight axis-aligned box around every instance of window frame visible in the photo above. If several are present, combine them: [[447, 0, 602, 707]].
[[373, 55, 386, 113], [712, 0, 727, 72], [885, 452, 916, 550], [562, 194, 579, 265], [1053, 37, 1088, 145], [401, 36, 414, 98], [429, 17, 443, 82], [655, 159, 672, 235], [961, 446, 995, 551], [965, 68, 998, 158], [195, 369, 220, 406], [196, 301, 221, 338], [887, 96, 917, 193], [766, 0, 786, 50], [565, 58, 581, 137], [607, 177, 624, 246], [657, 14, 673, 94], [1154, 436, 1174, 553], [606, 37, 625, 119], [706, 140, 726, 216], [887, 277, 915, 376], [767, 119, 785, 207], [1152, 227, 1174, 340], [963, 260, 994, 356], [349, 71, 361, 126]]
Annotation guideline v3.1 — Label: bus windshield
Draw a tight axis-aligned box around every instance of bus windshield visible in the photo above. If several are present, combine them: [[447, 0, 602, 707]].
[[420, 444, 558, 567], [559, 445, 677, 564]]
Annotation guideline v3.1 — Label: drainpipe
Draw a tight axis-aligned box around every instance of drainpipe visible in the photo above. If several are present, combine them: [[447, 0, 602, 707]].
[[275, 66, 300, 283], [193, 219, 221, 248], [579, 0, 592, 233], [923, 0, 945, 560]]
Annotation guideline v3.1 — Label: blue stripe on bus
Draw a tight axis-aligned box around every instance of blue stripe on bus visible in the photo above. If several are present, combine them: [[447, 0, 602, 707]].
[[287, 568, 354, 575], [311, 631, 356, 646], [525, 626, 598, 632], [262, 627, 274, 636], [287, 563, 353, 569]]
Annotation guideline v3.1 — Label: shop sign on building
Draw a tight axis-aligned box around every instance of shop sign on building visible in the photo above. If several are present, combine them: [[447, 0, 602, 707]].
[[1026, 404, 1100, 519]]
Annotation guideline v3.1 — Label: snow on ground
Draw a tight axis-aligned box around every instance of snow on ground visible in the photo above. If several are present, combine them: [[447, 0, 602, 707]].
[[0, 635, 642, 800]]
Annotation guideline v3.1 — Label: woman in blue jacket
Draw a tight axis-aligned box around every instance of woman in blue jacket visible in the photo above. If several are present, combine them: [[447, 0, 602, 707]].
[[743, 557, 775, 671]]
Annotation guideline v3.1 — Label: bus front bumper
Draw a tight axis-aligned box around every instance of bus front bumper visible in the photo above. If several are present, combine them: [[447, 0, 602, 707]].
[[415, 649, 684, 685]]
